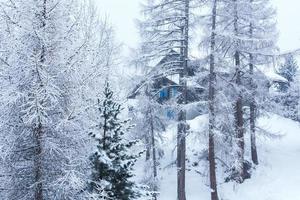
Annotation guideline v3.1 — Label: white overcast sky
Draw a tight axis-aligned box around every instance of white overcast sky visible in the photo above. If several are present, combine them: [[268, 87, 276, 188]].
[[95, 0, 300, 54]]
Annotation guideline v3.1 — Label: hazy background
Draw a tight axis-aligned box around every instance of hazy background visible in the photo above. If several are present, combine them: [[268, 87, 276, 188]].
[[95, 0, 300, 55]]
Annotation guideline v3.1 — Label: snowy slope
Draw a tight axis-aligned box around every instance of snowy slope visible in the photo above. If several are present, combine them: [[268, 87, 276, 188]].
[[220, 115, 300, 200], [141, 114, 300, 200]]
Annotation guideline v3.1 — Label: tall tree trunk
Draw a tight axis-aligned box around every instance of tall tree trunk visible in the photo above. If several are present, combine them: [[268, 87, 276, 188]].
[[208, 0, 219, 199], [177, 118, 186, 200], [34, 123, 43, 200], [249, 83, 258, 165], [34, 2, 47, 199], [233, 0, 245, 182], [100, 98, 107, 150], [150, 108, 158, 200], [177, 1, 189, 200], [145, 136, 151, 161], [249, 3, 258, 164]]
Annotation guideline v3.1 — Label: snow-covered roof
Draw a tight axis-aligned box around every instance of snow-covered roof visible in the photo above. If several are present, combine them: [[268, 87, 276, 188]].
[[147, 49, 180, 68], [260, 65, 288, 83], [148, 55, 165, 68], [166, 74, 180, 85]]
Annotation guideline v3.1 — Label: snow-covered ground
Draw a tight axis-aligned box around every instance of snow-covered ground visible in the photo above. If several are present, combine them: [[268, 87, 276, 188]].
[[139, 114, 300, 200], [220, 115, 300, 200]]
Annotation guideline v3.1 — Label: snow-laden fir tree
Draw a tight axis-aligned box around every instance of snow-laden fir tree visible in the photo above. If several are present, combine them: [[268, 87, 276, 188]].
[[89, 80, 142, 200], [277, 54, 298, 92], [274, 54, 299, 120]]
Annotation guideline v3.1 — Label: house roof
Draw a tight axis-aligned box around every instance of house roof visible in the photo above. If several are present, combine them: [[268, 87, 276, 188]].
[[127, 50, 182, 99], [259, 65, 288, 83]]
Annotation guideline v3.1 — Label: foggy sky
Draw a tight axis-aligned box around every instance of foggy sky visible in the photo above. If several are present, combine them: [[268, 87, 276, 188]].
[[95, 0, 300, 54]]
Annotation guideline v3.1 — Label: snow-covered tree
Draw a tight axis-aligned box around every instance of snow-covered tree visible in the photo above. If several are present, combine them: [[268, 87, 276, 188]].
[[202, 0, 219, 199], [277, 54, 298, 92], [140, 1, 192, 199], [199, 0, 277, 185], [274, 54, 300, 121], [0, 0, 117, 199], [89, 81, 142, 200], [129, 82, 167, 200], [245, 0, 277, 166]]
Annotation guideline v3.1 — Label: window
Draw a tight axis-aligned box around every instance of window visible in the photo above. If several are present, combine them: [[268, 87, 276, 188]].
[[159, 88, 168, 99], [170, 87, 177, 97]]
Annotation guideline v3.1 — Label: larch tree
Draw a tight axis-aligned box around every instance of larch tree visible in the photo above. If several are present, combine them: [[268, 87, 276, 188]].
[[130, 83, 167, 200], [211, 0, 276, 182], [199, 0, 246, 185], [243, 0, 277, 166], [199, 0, 249, 183], [199, 0, 277, 184], [140, 0, 192, 199], [233, 0, 245, 182], [0, 0, 116, 199], [248, 0, 258, 164], [207, 0, 219, 199], [199, 0, 220, 198]]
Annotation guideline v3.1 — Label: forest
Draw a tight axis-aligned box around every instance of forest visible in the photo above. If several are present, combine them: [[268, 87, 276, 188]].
[[0, 0, 299, 200]]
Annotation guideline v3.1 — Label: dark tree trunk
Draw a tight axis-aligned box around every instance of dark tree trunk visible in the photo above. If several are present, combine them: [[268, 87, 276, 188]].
[[145, 135, 151, 161], [233, 0, 245, 182], [177, 1, 189, 200], [100, 98, 107, 150], [235, 51, 245, 181], [208, 1, 219, 199], [250, 96, 258, 165], [249, 0, 258, 165], [177, 113, 187, 200], [34, 2, 47, 199], [150, 109, 158, 200], [34, 123, 43, 200]]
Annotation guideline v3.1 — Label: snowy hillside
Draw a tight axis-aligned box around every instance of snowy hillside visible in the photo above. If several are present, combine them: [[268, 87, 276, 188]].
[[142, 114, 300, 200]]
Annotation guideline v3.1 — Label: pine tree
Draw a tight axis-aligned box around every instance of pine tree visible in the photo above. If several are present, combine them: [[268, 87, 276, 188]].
[[277, 54, 298, 92], [89, 81, 141, 200], [276, 54, 299, 120]]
